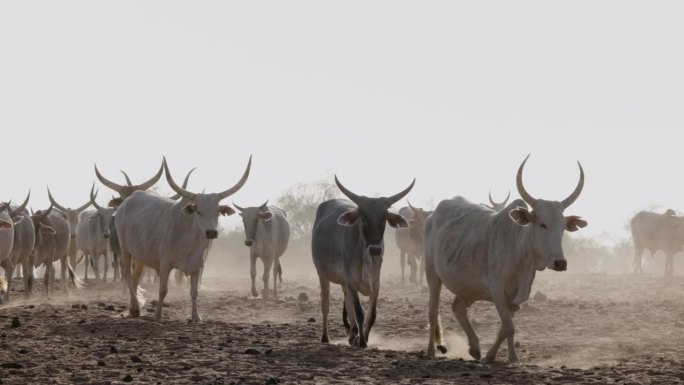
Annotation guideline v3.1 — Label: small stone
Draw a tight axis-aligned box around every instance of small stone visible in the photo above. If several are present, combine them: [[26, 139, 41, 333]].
[[122, 374, 133, 382], [72, 304, 81, 309], [98, 302, 106, 307], [106, 305, 116, 311], [131, 355, 143, 363], [110, 346, 119, 354], [10, 317, 21, 328], [1, 362, 23, 369], [265, 379, 279, 385], [81, 304, 88, 310], [298, 293, 309, 302], [533, 291, 548, 302], [18, 348, 29, 354], [307, 318, 316, 323], [244, 348, 261, 355], [265, 349, 273, 355], [97, 360, 105, 367]]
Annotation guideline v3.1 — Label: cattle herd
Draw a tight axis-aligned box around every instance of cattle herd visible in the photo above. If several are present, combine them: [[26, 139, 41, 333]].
[[0, 154, 682, 365]]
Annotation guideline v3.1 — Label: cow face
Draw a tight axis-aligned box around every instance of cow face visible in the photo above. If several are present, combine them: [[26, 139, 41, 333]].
[[664, 213, 684, 252], [338, 197, 409, 258], [235, 203, 273, 247], [509, 200, 587, 271], [90, 208, 114, 240], [408, 205, 433, 241], [182, 194, 235, 240], [513, 155, 587, 272]]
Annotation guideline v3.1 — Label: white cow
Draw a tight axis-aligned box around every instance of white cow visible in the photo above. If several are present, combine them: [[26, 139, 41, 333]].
[[116, 157, 250, 321], [424, 155, 587, 362]]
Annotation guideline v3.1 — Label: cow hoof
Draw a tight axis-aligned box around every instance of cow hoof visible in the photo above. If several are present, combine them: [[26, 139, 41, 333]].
[[251, 288, 259, 298], [321, 335, 329, 344], [192, 316, 203, 323], [129, 310, 140, 318], [469, 348, 481, 360], [484, 354, 496, 363], [437, 345, 447, 354]]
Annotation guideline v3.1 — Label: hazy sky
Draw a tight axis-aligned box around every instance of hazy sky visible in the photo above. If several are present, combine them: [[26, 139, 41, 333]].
[[1, 1, 683, 240]]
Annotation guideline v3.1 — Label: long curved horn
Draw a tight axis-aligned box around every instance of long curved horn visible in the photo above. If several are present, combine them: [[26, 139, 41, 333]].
[[502, 190, 511, 206], [217, 156, 252, 200], [488, 191, 496, 207], [132, 160, 164, 191], [164, 157, 196, 201], [259, 200, 269, 210], [233, 203, 245, 212], [335, 175, 362, 204], [95, 164, 125, 194], [386, 178, 416, 207], [9, 190, 30, 217], [120, 170, 133, 186], [516, 154, 538, 207], [73, 198, 92, 213], [170, 167, 197, 200], [47, 188, 69, 212], [407, 200, 419, 214], [90, 184, 103, 210], [37, 204, 54, 219], [489, 190, 511, 208], [561, 162, 585, 209]]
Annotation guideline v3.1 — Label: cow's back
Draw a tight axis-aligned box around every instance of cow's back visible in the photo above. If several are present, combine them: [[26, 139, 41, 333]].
[[270, 207, 290, 258], [311, 199, 361, 284], [631, 211, 667, 252], [10, 208, 34, 263], [0, 211, 14, 263]]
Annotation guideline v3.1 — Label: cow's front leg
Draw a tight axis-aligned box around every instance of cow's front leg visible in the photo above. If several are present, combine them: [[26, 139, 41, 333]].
[[190, 270, 202, 322], [345, 284, 366, 348], [60, 255, 69, 294], [486, 289, 518, 363], [262, 257, 273, 299], [249, 253, 258, 298], [156, 267, 171, 321]]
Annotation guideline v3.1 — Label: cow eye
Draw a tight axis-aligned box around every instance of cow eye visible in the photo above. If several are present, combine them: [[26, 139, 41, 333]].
[[540, 224, 547, 229]]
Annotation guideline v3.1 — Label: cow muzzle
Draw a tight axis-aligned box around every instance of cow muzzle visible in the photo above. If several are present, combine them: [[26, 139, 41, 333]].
[[552, 259, 567, 271], [206, 229, 218, 239], [245, 239, 254, 247], [368, 244, 383, 257]]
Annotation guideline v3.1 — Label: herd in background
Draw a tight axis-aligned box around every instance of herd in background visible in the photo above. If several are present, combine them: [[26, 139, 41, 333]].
[[0, 154, 681, 363]]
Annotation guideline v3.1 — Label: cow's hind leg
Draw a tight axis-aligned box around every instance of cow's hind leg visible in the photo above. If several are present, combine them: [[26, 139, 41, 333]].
[[0, 260, 13, 303], [426, 273, 444, 357], [190, 270, 202, 322], [22, 258, 34, 298], [123, 253, 139, 317], [156, 267, 171, 321], [408, 254, 418, 284], [319, 277, 330, 343], [452, 296, 481, 360], [633, 246, 644, 274]]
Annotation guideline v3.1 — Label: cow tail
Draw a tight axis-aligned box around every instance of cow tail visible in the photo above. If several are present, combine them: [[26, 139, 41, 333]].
[[136, 285, 146, 307], [277, 263, 283, 285], [67, 261, 84, 290]]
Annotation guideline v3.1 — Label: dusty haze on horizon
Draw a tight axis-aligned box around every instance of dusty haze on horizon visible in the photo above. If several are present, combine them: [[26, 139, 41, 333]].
[[1, 1, 683, 241]]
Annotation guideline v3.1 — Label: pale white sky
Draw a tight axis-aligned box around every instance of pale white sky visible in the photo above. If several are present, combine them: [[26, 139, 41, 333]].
[[1, 1, 682, 240]]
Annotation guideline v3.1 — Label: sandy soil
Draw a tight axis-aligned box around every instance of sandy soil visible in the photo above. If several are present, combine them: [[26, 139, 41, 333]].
[[0, 272, 683, 384]]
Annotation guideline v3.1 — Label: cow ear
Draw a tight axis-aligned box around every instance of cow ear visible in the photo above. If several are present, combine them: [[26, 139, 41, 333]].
[[509, 207, 532, 226], [12, 215, 24, 225], [219, 205, 236, 216], [0, 219, 12, 230], [387, 212, 409, 228], [337, 210, 361, 226], [182, 203, 198, 215], [40, 224, 56, 234], [260, 211, 273, 222], [566, 216, 588, 232]]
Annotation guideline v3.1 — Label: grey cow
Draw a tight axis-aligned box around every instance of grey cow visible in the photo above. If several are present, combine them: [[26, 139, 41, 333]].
[[394, 202, 433, 284], [47, 189, 91, 278], [424, 155, 587, 363], [234, 201, 290, 299], [76, 187, 115, 282], [30, 205, 81, 298], [0, 193, 32, 302], [116, 157, 250, 322], [630, 209, 684, 277], [312, 176, 414, 348]]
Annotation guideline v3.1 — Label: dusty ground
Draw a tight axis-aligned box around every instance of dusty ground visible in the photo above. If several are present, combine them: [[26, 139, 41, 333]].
[[0, 271, 683, 384]]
